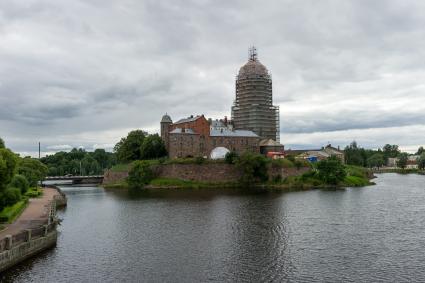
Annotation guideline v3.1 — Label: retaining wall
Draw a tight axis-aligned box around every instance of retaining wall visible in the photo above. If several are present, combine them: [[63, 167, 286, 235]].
[[103, 163, 311, 184], [0, 224, 57, 272]]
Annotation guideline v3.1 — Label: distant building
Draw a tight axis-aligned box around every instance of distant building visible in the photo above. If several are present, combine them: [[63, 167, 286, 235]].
[[387, 158, 398, 168], [406, 155, 419, 169], [288, 144, 345, 163]]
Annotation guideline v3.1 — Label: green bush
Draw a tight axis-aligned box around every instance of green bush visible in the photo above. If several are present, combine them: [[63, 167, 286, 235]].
[[25, 187, 43, 198], [127, 161, 155, 190], [3, 187, 22, 207], [225, 151, 239, 164], [236, 152, 269, 184], [17, 158, 48, 187], [0, 148, 18, 190], [271, 158, 294, 168], [294, 159, 311, 169], [195, 156, 206, 164], [9, 174, 29, 194], [317, 156, 347, 185]]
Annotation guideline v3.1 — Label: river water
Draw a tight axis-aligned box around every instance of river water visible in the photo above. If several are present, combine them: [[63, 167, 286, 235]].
[[2, 173, 425, 282]]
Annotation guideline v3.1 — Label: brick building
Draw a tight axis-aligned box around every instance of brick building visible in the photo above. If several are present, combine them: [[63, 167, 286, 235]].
[[161, 114, 261, 159]]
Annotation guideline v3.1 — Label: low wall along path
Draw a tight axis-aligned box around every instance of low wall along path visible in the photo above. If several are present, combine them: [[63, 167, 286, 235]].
[[0, 187, 66, 272]]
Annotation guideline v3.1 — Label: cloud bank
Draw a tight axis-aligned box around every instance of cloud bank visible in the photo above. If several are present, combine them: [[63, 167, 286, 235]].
[[1, 0, 424, 156]]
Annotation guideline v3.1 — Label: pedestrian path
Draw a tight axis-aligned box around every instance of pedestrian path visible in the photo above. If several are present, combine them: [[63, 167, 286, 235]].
[[0, 188, 60, 238]]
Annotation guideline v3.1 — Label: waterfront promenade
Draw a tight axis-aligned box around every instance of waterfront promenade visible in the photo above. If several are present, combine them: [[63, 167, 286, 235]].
[[0, 188, 60, 238]]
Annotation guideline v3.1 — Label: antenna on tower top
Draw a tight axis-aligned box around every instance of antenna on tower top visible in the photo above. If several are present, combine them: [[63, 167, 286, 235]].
[[248, 46, 257, 61]]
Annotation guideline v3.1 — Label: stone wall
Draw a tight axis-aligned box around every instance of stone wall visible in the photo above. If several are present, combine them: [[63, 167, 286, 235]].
[[156, 163, 242, 182], [0, 228, 57, 272], [103, 163, 311, 184], [269, 166, 311, 179], [103, 170, 129, 184]]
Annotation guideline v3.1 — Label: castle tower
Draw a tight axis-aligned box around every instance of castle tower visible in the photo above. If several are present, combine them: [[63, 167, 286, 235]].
[[231, 47, 279, 142], [160, 114, 173, 152]]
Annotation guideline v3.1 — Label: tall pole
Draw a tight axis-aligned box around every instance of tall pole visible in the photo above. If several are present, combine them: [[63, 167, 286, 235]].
[[38, 142, 41, 159]]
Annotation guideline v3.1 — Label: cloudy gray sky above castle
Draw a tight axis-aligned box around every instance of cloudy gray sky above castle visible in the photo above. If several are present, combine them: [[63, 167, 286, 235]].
[[1, 0, 425, 156]]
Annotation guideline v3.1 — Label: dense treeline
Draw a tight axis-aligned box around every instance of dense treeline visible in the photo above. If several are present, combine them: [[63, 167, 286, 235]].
[[114, 130, 167, 163], [0, 138, 47, 211], [41, 148, 116, 176], [344, 141, 425, 169]]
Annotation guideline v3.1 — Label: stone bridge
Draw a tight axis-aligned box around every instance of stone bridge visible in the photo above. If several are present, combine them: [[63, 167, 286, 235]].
[[44, 175, 104, 185]]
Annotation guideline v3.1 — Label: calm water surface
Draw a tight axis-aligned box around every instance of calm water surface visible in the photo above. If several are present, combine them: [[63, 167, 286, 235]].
[[2, 173, 425, 282]]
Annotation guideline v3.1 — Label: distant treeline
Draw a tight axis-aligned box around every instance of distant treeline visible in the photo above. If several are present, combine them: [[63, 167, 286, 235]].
[[344, 142, 425, 169], [41, 148, 116, 176]]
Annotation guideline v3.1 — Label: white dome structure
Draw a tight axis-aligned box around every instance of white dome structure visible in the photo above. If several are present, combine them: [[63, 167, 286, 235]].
[[210, 147, 230, 159]]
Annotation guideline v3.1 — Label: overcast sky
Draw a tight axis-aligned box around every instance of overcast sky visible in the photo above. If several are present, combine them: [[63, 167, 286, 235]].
[[1, 0, 425, 156]]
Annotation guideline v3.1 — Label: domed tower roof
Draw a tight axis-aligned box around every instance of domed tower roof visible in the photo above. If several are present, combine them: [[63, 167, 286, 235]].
[[161, 113, 172, 123], [238, 47, 269, 77]]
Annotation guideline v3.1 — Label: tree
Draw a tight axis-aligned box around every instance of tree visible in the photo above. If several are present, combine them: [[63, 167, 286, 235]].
[[417, 153, 425, 170], [0, 148, 18, 190], [140, 134, 167, 160], [0, 138, 4, 149], [114, 130, 147, 162], [383, 144, 400, 161], [92, 149, 109, 169], [9, 174, 29, 194], [367, 154, 385, 168], [236, 152, 269, 184], [416, 146, 424, 155], [17, 158, 48, 187], [316, 156, 346, 185], [127, 161, 154, 189], [344, 141, 365, 166], [396, 153, 408, 169]]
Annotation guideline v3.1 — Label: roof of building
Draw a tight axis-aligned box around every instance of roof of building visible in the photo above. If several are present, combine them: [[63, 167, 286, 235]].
[[299, 151, 330, 158], [210, 129, 258, 137], [161, 114, 172, 123], [169, 128, 197, 135], [323, 144, 343, 155], [259, 139, 283, 147], [174, 115, 203, 125], [238, 55, 269, 77], [210, 120, 226, 127]]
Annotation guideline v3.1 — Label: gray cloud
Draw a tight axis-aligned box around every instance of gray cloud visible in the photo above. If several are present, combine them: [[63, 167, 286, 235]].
[[0, 0, 425, 155]]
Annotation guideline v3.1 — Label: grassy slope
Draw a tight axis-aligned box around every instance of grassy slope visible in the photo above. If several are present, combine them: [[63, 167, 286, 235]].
[[0, 199, 29, 223]]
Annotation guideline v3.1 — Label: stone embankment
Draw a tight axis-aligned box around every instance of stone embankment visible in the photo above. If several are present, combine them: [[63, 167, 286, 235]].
[[103, 163, 310, 185], [0, 187, 67, 272]]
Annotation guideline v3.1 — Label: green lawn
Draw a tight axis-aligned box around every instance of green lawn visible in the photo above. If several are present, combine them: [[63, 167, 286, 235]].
[[25, 187, 43, 198], [0, 199, 28, 223]]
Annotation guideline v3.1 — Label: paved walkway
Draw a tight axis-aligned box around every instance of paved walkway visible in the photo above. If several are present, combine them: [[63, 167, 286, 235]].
[[0, 188, 60, 238]]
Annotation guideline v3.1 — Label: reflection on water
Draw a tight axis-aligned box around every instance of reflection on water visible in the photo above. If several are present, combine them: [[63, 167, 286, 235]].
[[2, 174, 425, 282]]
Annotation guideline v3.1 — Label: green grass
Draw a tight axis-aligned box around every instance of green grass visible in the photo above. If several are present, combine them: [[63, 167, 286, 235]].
[[103, 181, 129, 189], [149, 178, 239, 189], [25, 187, 43, 198], [0, 199, 29, 223], [343, 175, 371, 187], [110, 163, 133, 172]]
